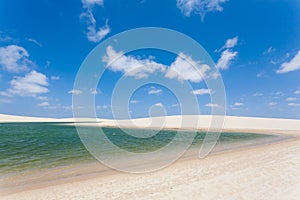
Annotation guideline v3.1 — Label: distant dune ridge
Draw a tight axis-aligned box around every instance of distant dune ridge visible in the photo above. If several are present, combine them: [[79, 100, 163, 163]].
[[1, 114, 300, 133]]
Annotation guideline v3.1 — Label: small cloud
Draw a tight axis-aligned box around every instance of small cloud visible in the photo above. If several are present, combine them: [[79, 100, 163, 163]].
[[38, 102, 49, 107], [154, 103, 163, 107], [96, 105, 108, 110], [216, 49, 238, 70], [253, 92, 263, 97], [148, 88, 162, 95], [294, 90, 300, 95], [286, 97, 298, 102], [171, 103, 180, 107], [276, 50, 300, 74], [130, 100, 140, 104], [263, 46, 275, 55], [36, 96, 49, 101], [234, 102, 244, 106], [216, 36, 238, 52], [0, 32, 14, 42], [90, 88, 100, 95], [205, 103, 220, 108], [268, 102, 277, 107], [68, 89, 82, 95], [50, 76, 60, 80], [26, 38, 43, 47], [288, 103, 300, 107], [82, 0, 103, 8], [192, 88, 212, 95]]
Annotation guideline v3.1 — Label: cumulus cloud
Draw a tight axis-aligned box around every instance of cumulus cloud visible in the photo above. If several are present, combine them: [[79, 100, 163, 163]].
[[80, 0, 110, 42], [0, 45, 33, 73], [216, 49, 238, 70], [295, 90, 300, 95], [1, 70, 49, 97], [276, 51, 300, 74], [176, 0, 228, 20], [68, 89, 82, 95], [165, 53, 211, 82], [102, 46, 166, 79], [192, 88, 212, 95], [103, 46, 212, 83]]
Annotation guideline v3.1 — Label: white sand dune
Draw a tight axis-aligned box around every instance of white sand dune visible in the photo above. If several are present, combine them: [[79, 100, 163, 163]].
[[1, 114, 300, 199]]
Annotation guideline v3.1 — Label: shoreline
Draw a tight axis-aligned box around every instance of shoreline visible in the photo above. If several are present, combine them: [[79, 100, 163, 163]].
[[1, 114, 300, 199], [1, 132, 299, 199], [0, 130, 294, 197]]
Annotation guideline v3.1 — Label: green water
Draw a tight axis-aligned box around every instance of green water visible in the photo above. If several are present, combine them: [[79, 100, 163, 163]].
[[0, 123, 273, 175]]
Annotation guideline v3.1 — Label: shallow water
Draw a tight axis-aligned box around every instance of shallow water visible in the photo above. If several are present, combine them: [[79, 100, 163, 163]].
[[0, 123, 275, 175]]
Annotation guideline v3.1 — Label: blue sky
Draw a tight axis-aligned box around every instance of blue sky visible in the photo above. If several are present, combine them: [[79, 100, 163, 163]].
[[0, 0, 300, 119]]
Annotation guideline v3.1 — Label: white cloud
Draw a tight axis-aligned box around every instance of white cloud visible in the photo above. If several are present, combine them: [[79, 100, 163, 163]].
[[234, 102, 244, 106], [288, 103, 300, 107], [176, 0, 228, 20], [286, 97, 297, 102], [0, 45, 33, 73], [216, 49, 238, 70], [130, 100, 140, 104], [0, 33, 13, 42], [192, 88, 212, 95], [80, 1, 110, 43], [263, 46, 275, 55], [36, 96, 49, 101], [154, 103, 163, 107], [148, 88, 162, 95], [68, 89, 82, 95], [82, 0, 103, 8], [205, 103, 220, 108], [90, 88, 100, 95], [103, 46, 211, 83], [38, 102, 49, 107], [96, 105, 108, 110], [253, 92, 263, 97], [165, 53, 210, 82], [26, 38, 43, 47], [223, 36, 238, 49], [276, 50, 300, 73], [295, 90, 300, 95], [268, 102, 277, 106], [2, 70, 49, 97], [50, 76, 60, 80], [102, 46, 166, 79]]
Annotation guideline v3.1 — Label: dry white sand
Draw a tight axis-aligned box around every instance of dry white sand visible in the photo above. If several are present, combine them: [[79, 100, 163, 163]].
[[1, 114, 300, 199]]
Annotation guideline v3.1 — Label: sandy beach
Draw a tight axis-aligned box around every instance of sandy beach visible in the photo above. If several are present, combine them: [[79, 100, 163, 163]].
[[1, 114, 300, 199]]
